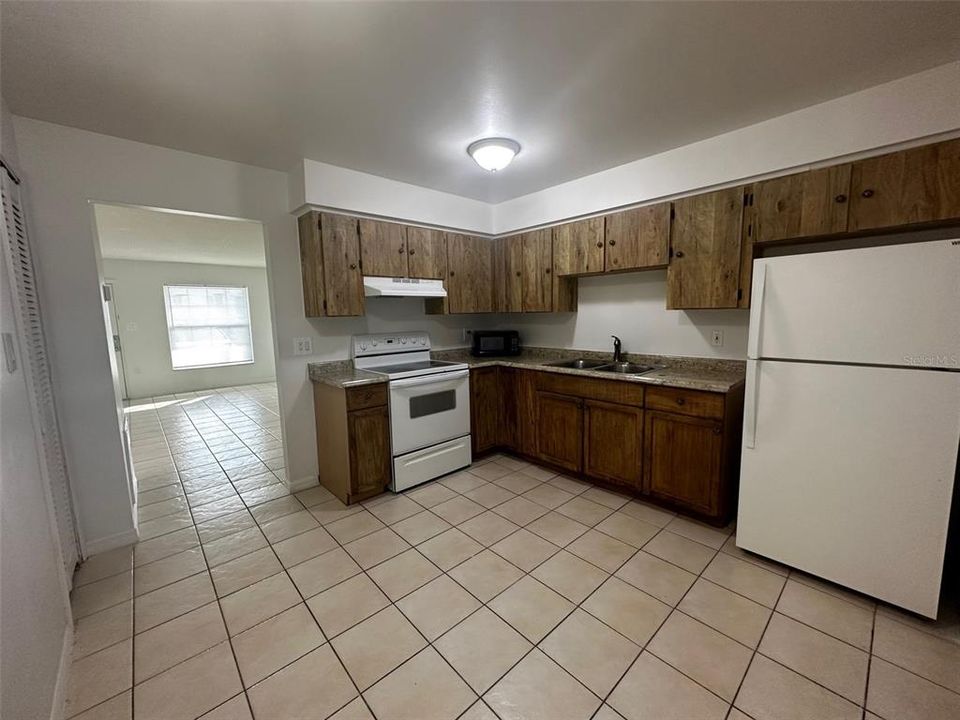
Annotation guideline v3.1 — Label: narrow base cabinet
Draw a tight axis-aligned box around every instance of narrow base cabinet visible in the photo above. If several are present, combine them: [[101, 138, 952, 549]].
[[472, 366, 743, 524], [313, 381, 391, 504]]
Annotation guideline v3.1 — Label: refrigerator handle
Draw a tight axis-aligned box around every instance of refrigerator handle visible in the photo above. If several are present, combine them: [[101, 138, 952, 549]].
[[744, 359, 760, 449], [747, 263, 766, 358]]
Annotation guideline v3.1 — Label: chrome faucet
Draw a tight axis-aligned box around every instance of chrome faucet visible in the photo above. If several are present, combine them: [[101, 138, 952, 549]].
[[612, 335, 623, 364]]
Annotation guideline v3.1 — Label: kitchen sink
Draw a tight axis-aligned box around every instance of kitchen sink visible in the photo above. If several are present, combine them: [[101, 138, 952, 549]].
[[546, 358, 608, 369], [595, 362, 656, 375]]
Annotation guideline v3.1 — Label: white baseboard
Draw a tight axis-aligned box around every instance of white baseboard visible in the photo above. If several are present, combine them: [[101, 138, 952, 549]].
[[50, 620, 73, 720], [82, 527, 140, 558], [287, 475, 319, 493]]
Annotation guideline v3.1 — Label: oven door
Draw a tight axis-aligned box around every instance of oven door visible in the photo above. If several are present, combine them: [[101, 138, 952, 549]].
[[389, 370, 471, 456]]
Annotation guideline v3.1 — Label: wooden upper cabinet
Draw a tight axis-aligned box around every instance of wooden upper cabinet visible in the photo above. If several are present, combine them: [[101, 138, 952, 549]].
[[667, 187, 744, 310], [605, 203, 670, 271], [320, 213, 364, 316], [501, 235, 524, 313], [406, 227, 447, 279], [752, 165, 852, 245], [583, 400, 643, 489], [553, 217, 604, 276], [446, 233, 493, 314], [849, 139, 960, 232], [521, 229, 553, 312], [535, 391, 583, 473], [298, 212, 326, 317], [358, 219, 407, 277]]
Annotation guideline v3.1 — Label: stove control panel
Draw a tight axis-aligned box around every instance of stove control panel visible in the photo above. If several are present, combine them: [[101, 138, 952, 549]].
[[353, 331, 431, 357]]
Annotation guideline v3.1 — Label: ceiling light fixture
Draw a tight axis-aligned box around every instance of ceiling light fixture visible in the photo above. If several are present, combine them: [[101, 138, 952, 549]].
[[467, 137, 521, 172]]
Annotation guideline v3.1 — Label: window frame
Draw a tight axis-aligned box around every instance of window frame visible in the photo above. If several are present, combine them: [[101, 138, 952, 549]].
[[162, 283, 256, 371]]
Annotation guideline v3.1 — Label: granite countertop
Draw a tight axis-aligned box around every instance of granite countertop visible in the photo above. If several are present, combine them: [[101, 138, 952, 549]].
[[309, 347, 745, 393]]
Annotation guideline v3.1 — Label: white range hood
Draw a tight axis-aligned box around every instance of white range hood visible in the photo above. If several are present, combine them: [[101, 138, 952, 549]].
[[363, 276, 447, 298]]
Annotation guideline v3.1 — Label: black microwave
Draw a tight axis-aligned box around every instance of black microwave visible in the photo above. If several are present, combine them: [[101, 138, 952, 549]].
[[472, 330, 521, 357]]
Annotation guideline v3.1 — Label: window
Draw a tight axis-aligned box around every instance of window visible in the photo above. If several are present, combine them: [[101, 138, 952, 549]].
[[163, 285, 254, 369]]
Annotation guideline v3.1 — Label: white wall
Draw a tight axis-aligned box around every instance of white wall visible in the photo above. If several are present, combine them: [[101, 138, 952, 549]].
[[102, 259, 277, 398], [1, 96, 72, 720], [508, 272, 749, 359]]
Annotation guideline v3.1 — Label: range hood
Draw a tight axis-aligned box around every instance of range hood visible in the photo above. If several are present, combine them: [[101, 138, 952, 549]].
[[363, 276, 447, 298]]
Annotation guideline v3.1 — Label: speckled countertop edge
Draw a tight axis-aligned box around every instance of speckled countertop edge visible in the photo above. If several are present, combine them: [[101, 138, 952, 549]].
[[309, 347, 745, 393]]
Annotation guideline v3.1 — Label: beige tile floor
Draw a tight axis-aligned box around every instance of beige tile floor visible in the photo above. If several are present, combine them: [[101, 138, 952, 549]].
[[67, 381, 960, 719]]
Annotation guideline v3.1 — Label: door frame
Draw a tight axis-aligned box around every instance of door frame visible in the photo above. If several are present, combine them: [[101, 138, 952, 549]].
[[103, 281, 128, 401]]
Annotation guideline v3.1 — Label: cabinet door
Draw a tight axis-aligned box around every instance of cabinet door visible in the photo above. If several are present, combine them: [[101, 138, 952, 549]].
[[536, 391, 583, 473], [446, 233, 493, 314], [667, 187, 744, 309], [849, 139, 960, 232], [605, 203, 670, 271], [521, 229, 553, 312], [583, 400, 643, 489], [553, 217, 604, 275], [644, 411, 722, 516], [470, 367, 502, 455], [753, 173, 804, 244], [499, 367, 519, 451], [298, 212, 326, 317], [359, 219, 407, 277], [516, 370, 538, 457], [348, 405, 391, 498], [321, 213, 365, 316], [503, 235, 524, 313], [406, 227, 447, 279], [799, 164, 852, 237]]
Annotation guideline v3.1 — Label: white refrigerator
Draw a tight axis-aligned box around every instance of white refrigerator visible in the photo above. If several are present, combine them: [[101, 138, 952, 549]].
[[737, 238, 960, 618]]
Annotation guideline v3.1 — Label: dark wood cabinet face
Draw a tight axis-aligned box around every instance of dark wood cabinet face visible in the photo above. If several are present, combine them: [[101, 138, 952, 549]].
[[521, 229, 553, 312], [321, 213, 364, 316], [446, 233, 493, 314], [348, 405, 391, 498], [553, 217, 604, 275], [605, 203, 670, 271], [644, 410, 722, 516], [359, 219, 408, 278], [406, 227, 447, 279], [470, 367, 502, 454], [583, 400, 643, 489], [667, 187, 744, 310], [535, 391, 583, 473]]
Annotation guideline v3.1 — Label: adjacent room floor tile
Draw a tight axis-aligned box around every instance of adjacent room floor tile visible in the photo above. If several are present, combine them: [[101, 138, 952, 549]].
[[134, 572, 216, 633], [232, 604, 325, 687], [133, 602, 227, 683], [73, 601, 133, 660], [65, 639, 132, 717], [219, 572, 301, 636]]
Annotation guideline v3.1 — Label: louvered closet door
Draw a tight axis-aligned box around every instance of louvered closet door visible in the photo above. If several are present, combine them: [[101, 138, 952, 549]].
[[1, 169, 80, 583]]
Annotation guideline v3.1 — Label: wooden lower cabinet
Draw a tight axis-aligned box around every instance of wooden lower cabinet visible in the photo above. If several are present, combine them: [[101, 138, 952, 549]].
[[470, 367, 742, 524], [535, 391, 583, 473], [583, 399, 643, 490], [313, 381, 391, 504], [644, 411, 723, 517], [470, 366, 502, 455]]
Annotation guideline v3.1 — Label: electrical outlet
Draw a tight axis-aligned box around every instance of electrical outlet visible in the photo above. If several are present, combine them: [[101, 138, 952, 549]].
[[711, 330, 724, 347], [293, 337, 313, 356], [461, 329, 472, 343]]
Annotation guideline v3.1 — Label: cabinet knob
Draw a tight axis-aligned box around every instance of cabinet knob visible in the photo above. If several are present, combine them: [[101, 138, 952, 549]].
[[608, 239, 617, 246], [676, 397, 685, 406], [861, 189, 875, 198], [516, 271, 521, 277], [408, 249, 415, 255], [674, 250, 685, 258], [450, 271, 455, 277], [349, 263, 357, 270], [713, 426, 722, 435], [596, 241, 603, 248], [398, 247, 405, 254], [545, 268, 551, 275], [834, 194, 847, 203]]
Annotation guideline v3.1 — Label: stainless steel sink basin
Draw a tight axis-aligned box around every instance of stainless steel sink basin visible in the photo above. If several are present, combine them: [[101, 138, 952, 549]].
[[546, 358, 608, 369], [596, 362, 656, 375]]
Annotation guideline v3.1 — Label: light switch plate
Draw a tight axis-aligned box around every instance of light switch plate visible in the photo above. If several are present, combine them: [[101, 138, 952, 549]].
[[293, 337, 313, 356]]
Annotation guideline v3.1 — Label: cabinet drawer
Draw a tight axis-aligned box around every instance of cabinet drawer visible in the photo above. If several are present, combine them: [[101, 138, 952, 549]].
[[537, 372, 644, 407], [346, 383, 388, 411], [645, 387, 723, 419]]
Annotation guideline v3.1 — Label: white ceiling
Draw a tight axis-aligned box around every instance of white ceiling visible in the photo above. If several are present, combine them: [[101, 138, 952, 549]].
[[94, 204, 266, 267], [4, 2, 960, 203]]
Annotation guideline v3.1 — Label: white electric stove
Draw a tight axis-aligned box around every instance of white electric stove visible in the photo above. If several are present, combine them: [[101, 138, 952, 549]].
[[353, 332, 471, 492]]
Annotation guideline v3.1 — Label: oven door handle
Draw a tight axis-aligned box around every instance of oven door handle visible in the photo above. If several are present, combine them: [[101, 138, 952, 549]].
[[389, 369, 469, 388]]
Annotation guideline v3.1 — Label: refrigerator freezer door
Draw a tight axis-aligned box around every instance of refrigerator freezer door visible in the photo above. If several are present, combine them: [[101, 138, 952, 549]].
[[738, 359, 960, 618], [749, 239, 960, 367]]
